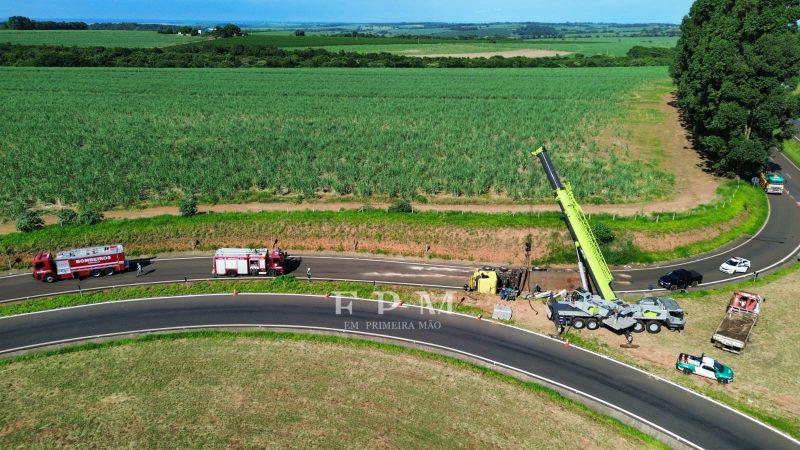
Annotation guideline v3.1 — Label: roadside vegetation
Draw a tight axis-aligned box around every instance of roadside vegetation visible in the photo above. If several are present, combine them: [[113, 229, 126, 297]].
[[0, 66, 671, 216], [0, 277, 483, 318], [783, 139, 800, 168], [0, 332, 663, 448], [0, 180, 767, 268]]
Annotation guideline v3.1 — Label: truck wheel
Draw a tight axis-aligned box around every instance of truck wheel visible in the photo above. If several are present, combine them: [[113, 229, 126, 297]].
[[669, 285, 678, 291], [90, 269, 101, 278], [683, 368, 691, 375], [646, 321, 662, 334], [572, 318, 586, 330], [691, 281, 699, 287], [103, 267, 115, 276], [267, 269, 277, 277], [44, 274, 56, 283], [633, 320, 645, 333], [586, 319, 600, 330]]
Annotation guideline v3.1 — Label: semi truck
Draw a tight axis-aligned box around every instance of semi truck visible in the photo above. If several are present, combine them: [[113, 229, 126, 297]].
[[212, 248, 287, 277], [533, 147, 685, 337], [711, 291, 763, 354], [759, 170, 784, 195], [33, 244, 128, 283]]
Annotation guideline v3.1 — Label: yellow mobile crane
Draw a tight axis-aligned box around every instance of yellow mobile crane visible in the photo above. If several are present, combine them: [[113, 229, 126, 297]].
[[533, 147, 686, 337]]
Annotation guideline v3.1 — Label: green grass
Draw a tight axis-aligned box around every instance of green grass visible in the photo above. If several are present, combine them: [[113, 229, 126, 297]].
[[0, 66, 672, 214], [0, 331, 665, 448], [0, 276, 483, 318], [0, 30, 203, 48], [783, 138, 800, 168], [213, 33, 676, 57], [0, 181, 767, 268], [197, 33, 457, 48], [568, 264, 800, 439]]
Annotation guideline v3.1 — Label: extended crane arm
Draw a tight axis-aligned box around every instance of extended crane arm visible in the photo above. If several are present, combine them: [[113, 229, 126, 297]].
[[533, 147, 616, 301]]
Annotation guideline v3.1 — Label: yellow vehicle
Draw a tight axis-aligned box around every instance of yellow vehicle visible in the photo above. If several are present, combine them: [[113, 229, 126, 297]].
[[464, 269, 499, 294]]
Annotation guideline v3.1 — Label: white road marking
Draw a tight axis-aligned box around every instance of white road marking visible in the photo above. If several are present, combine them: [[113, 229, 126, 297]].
[[0, 273, 29, 279], [0, 321, 703, 450], [2, 293, 797, 449]]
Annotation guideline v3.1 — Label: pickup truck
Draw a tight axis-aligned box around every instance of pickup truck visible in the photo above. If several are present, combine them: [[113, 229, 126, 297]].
[[658, 269, 703, 291], [711, 291, 763, 354]]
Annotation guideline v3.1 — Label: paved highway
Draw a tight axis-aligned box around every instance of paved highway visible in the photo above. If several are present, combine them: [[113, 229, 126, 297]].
[[1, 294, 797, 450], [1, 151, 798, 303]]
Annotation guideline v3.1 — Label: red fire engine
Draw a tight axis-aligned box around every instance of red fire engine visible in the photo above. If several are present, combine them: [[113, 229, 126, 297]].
[[212, 248, 287, 277], [33, 244, 128, 283]]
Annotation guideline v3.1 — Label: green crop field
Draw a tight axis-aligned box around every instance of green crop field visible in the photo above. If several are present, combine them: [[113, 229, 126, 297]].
[[520, 36, 678, 56], [0, 30, 204, 48], [320, 37, 678, 57], [0, 66, 671, 213], [197, 34, 457, 48], [201, 34, 676, 57]]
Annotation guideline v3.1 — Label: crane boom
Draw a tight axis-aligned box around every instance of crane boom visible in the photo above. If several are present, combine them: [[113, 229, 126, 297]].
[[533, 147, 616, 301]]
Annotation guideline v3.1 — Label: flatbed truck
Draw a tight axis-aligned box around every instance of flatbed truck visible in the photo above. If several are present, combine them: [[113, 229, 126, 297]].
[[711, 291, 762, 354]]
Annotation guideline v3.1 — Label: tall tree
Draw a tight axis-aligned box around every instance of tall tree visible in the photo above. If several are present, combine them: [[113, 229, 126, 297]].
[[7, 16, 35, 30], [672, 0, 800, 176]]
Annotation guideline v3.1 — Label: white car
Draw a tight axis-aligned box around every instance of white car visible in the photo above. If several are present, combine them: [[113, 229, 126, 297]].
[[719, 257, 751, 274]]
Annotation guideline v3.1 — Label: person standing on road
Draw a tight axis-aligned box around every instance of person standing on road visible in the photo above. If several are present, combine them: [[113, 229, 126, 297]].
[[306, 267, 312, 282], [136, 262, 142, 277]]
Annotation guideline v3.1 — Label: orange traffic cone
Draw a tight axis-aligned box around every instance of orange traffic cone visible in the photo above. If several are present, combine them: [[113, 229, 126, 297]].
[[232, 289, 238, 296], [563, 339, 570, 348]]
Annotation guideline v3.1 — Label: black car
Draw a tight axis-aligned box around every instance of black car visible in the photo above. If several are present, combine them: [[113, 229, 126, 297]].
[[658, 269, 703, 290]]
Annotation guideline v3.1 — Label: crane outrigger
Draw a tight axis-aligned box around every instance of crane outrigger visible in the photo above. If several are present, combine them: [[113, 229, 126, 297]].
[[533, 147, 686, 339]]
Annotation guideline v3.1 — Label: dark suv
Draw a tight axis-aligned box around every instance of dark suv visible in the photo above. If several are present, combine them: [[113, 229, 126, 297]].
[[658, 269, 703, 290]]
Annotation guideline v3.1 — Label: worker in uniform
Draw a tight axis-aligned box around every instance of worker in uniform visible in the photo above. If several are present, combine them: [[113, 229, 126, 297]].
[[306, 267, 312, 282], [136, 262, 142, 277]]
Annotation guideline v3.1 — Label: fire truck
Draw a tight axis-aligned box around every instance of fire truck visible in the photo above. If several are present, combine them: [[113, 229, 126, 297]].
[[33, 244, 128, 283], [212, 248, 287, 277]]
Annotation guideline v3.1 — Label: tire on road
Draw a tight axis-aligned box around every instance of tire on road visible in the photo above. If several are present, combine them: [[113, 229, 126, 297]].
[[103, 267, 115, 277]]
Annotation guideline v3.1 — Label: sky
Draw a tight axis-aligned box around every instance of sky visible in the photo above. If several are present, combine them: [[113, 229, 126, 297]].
[[1, 0, 694, 24]]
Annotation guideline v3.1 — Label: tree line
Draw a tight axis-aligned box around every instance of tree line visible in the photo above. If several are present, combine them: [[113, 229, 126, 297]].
[[0, 43, 674, 69], [4, 16, 88, 30], [673, 0, 800, 176]]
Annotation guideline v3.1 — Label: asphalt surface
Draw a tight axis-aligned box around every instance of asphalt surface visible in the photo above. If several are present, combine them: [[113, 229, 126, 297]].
[[1, 294, 797, 450], [0, 148, 798, 448], [614, 152, 800, 293], [1, 152, 798, 303]]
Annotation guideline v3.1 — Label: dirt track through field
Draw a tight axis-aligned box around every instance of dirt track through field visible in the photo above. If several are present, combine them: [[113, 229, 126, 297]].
[[408, 49, 572, 58]]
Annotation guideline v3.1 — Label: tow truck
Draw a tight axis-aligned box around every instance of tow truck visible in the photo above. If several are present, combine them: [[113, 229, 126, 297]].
[[533, 147, 686, 339]]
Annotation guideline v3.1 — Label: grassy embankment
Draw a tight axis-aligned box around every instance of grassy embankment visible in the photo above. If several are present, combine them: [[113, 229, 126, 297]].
[[0, 276, 480, 318], [783, 138, 800, 168], [0, 332, 664, 448], [0, 179, 767, 268]]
